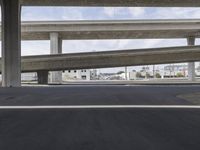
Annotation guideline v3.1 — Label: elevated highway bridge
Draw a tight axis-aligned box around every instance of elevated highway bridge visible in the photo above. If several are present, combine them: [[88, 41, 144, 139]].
[[0, 45, 198, 84], [14, 19, 200, 83], [10, 19, 200, 40], [0, 0, 200, 86], [0, 20, 199, 84]]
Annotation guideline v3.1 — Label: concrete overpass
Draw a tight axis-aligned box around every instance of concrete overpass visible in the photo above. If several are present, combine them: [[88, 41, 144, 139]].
[[0, 45, 197, 84], [19, 45, 200, 72], [19, 20, 200, 83], [15, 20, 199, 83], [19, 0, 200, 7], [0, 0, 200, 87], [12, 19, 200, 40], [0, 19, 199, 85], [16, 20, 198, 82]]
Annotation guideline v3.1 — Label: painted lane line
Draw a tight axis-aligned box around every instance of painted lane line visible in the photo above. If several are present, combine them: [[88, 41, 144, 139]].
[[0, 105, 200, 109]]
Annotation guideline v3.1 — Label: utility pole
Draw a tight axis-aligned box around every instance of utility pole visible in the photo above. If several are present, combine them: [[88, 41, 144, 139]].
[[153, 65, 155, 78]]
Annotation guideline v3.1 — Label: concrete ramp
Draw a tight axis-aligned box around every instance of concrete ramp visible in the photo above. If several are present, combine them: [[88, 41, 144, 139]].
[[19, 45, 200, 72]]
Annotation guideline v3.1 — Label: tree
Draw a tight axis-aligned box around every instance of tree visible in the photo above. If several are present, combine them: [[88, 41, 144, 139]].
[[155, 73, 161, 78], [176, 72, 184, 77], [117, 71, 125, 74]]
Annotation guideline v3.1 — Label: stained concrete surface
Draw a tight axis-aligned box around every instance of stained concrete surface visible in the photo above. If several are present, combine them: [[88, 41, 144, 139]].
[[177, 92, 200, 104]]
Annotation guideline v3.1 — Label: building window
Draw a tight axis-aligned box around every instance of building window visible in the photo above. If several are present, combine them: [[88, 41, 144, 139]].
[[82, 75, 86, 80], [74, 70, 77, 73], [68, 70, 71, 73]]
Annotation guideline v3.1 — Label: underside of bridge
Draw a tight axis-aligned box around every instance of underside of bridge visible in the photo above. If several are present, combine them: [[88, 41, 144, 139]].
[[0, 0, 199, 87], [19, 0, 200, 7]]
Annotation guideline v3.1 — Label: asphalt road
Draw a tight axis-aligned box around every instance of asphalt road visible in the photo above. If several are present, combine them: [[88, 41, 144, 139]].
[[0, 85, 200, 150], [0, 108, 200, 150], [0, 85, 199, 105]]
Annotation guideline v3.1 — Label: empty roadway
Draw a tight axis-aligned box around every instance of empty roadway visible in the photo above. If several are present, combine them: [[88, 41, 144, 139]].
[[0, 85, 200, 150], [0, 85, 199, 105], [1, 108, 200, 150]]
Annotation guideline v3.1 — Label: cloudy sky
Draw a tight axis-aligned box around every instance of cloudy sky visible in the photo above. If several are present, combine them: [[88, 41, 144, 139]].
[[6, 7, 200, 72]]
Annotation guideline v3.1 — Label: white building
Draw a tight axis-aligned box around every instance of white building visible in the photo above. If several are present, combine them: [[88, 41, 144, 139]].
[[129, 67, 162, 80], [21, 73, 37, 81], [90, 69, 98, 80], [164, 64, 188, 77], [129, 70, 137, 80], [117, 72, 129, 80], [63, 69, 91, 81], [196, 66, 200, 76]]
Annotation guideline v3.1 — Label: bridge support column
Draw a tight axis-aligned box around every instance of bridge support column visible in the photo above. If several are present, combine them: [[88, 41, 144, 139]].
[[1, 0, 21, 87], [37, 71, 48, 85], [50, 33, 62, 84], [187, 37, 195, 82]]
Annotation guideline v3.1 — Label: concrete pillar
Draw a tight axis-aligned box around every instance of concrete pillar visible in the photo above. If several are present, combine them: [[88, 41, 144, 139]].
[[50, 33, 62, 83], [125, 66, 128, 80], [1, 0, 21, 87], [187, 37, 195, 81], [37, 71, 48, 85]]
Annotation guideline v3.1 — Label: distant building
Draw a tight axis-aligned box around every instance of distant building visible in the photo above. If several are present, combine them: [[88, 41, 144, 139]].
[[21, 73, 37, 81], [196, 65, 200, 76], [129, 70, 137, 80], [90, 69, 98, 80], [63, 69, 90, 81], [99, 73, 116, 80], [115, 73, 128, 80], [164, 64, 187, 77], [129, 67, 162, 80], [140, 66, 153, 78]]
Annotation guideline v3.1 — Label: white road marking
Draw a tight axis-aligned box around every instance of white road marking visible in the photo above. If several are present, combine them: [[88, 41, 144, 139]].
[[0, 105, 200, 109]]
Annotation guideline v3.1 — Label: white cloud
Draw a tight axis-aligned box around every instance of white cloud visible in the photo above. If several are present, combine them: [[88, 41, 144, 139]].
[[61, 8, 83, 20], [21, 7, 84, 21], [103, 7, 116, 17], [128, 7, 145, 17], [103, 7, 126, 18], [22, 41, 50, 56], [148, 8, 200, 19]]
